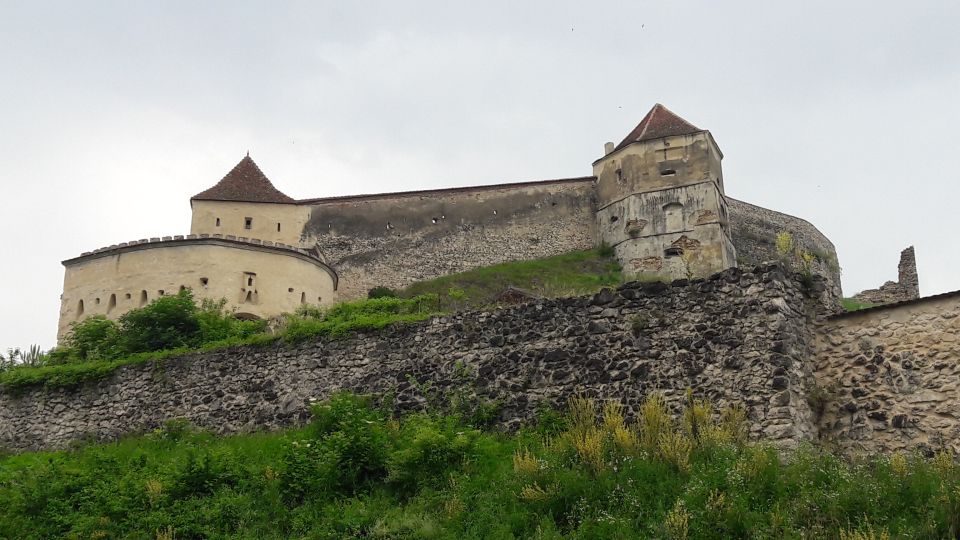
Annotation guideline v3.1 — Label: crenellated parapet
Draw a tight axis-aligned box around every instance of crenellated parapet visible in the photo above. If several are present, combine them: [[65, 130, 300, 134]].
[[70, 234, 325, 264]]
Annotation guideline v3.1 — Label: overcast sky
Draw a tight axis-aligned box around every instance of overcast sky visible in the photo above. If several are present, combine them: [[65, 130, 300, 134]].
[[1, 1, 958, 351]]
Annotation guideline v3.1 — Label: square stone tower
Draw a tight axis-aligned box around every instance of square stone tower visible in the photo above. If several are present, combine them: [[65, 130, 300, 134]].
[[593, 104, 736, 279]]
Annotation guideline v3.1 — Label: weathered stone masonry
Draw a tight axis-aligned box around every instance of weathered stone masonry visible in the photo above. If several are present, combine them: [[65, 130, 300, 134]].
[[2, 265, 822, 452], [8, 265, 953, 455], [815, 290, 960, 455]]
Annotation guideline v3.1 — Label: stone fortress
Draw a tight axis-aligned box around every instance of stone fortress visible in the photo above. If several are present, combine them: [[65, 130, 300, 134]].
[[59, 104, 890, 340], [18, 104, 954, 457]]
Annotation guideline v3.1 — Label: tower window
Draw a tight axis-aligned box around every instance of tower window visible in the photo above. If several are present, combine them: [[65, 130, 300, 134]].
[[139, 290, 148, 307], [277, 222, 281, 232], [215, 218, 221, 226], [107, 294, 117, 313], [244, 217, 253, 229], [76, 299, 84, 318], [200, 277, 209, 286]]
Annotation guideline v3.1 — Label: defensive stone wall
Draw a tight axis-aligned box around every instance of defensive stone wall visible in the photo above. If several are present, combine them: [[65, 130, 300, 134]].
[[814, 291, 960, 455], [300, 178, 598, 300], [2, 265, 821, 452], [726, 197, 842, 299]]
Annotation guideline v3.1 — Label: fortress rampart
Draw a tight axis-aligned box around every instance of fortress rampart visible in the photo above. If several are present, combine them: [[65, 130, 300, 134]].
[[58, 235, 338, 340], [302, 177, 598, 300], [10, 265, 958, 455]]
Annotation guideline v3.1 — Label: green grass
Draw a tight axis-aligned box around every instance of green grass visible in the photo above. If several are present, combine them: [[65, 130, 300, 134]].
[[841, 297, 878, 312], [1, 393, 957, 539], [401, 247, 622, 310]]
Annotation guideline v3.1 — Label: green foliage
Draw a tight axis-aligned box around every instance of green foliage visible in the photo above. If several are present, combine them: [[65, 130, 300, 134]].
[[1, 394, 959, 538], [0, 344, 51, 371], [280, 294, 440, 343], [402, 247, 622, 310], [367, 286, 398, 299], [118, 289, 201, 353], [842, 297, 877, 312]]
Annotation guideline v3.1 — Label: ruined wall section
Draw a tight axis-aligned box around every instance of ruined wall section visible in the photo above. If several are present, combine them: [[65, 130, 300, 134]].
[[852, 246, 920, 305], [301, 179, 597, 300], [2, 266, 820, 452], [726, 197, 842, 299], [814, 292, 960, 455]]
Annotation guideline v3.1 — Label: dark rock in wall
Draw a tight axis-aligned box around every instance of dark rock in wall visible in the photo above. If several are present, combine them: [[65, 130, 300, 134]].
[[0, 265, 822, 453]]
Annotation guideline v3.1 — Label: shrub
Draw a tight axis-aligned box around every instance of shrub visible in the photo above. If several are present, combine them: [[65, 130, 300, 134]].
[[281, 394, 391, 502], [118, 289, 201, 353], [387, 416, 480, 494], [368, 286, 397, 299], [63, 316, 121, 361]]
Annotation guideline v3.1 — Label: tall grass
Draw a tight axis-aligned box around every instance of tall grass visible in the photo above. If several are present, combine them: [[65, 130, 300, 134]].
[[1, 393, 957, 539]]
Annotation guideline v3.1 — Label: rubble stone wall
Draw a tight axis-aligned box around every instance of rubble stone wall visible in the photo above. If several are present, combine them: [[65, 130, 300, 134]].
[[814, 292, 960, 455], [1, 265, 819, 452]]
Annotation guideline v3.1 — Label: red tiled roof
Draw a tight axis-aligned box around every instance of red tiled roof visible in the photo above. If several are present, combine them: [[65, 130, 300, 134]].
[[192, 155, 296, 204], [614, 103, 701, 151]]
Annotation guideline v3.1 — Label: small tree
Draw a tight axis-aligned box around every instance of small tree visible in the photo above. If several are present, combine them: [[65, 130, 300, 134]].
[[64, 316, 121, 361], [118, 289, 201, 353]]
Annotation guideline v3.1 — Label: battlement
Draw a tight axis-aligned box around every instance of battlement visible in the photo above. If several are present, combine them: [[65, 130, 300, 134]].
[[66, 234, 327, 267]]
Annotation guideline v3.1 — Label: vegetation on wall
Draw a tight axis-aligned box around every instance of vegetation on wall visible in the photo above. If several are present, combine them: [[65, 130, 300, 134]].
[[840, 298, 878, 312], [0, 292, 438, 391], [401, 247, 622, 311], [1, 393, 957, 539]]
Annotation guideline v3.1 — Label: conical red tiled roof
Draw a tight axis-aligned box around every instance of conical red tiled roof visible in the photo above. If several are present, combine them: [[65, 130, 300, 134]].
[[614, 104, 701, 151], [192, 155, 296, 204]]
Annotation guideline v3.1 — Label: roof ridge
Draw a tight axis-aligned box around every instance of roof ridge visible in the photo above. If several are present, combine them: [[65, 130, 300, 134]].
[[192, 155, 296, 204], [614, 103, 701, 151]]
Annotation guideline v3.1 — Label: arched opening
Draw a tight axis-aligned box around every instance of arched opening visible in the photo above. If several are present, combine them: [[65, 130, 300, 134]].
[[107, 294, 117, 314], [76, 299, 84, 319], [663, 202, 685, 233], [139, 290, 148, 307]]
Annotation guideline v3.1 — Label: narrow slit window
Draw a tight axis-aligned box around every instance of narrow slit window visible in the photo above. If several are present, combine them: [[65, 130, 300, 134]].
[[244, 217, 253, 229], [107, 294, 117, 313], [76, 299, 85, 318], [215, 217, 221, 226], [277, 222, 281, 232], [300, 292, 306, 304], [139, 290, 148, 307]]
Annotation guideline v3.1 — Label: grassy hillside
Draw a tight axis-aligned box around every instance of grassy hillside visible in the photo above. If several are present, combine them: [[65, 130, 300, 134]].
[[1, 393, 957, 539], [400, 247, 622, 311]]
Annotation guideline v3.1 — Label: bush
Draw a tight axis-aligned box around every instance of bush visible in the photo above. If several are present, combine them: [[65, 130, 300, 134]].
[[387, 416, 480, 494], [280, 394, 391, 502], [118, 289, 201, 353], [368, 286, 397, 299], [62, 316, 121, 361]]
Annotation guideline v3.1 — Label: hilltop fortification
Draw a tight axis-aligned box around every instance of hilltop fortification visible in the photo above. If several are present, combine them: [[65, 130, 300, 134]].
[[58, 104, 854, 339]]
